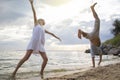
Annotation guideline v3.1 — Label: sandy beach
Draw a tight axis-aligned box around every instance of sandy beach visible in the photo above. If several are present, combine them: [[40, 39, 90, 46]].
[[46, 63, 120, 80]]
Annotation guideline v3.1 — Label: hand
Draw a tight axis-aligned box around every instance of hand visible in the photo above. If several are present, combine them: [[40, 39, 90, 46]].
[[29, 0, 33, 4]]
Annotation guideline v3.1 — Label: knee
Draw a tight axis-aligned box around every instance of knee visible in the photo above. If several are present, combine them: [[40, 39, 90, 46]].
[[44, 57, 48, 63], [46, 57, 48, 62]]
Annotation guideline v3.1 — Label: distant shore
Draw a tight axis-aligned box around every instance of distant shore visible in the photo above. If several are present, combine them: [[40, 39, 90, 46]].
[[46, 63, 120, 80]]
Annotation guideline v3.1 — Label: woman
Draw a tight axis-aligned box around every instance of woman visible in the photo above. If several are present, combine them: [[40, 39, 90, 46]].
[[12, 0, 61, 79]]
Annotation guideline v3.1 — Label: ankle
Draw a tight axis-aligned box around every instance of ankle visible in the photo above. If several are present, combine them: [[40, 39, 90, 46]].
[[40, 71, 43, 75]]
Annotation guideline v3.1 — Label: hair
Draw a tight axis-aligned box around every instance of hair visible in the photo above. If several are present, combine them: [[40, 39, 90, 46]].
[[38, 18, 45, 25]]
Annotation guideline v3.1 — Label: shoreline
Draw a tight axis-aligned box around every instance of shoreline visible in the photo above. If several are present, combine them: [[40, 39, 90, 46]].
[[1, 55, 120, 80], [1, 62, 120, 80], [46, 62, 120, 80]]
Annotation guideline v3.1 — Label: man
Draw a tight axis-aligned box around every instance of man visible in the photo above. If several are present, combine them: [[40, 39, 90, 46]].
[[78, 3, 102, 67]]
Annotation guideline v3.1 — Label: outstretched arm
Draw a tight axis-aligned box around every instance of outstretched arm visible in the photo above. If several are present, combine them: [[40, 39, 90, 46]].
[[45, 30, 61, 41], [90, 3, 99, 20], [29, 0, 38, 26]]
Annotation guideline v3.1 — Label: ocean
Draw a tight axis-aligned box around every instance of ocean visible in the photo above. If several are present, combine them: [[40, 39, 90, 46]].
[[0, 50, 120, 79]]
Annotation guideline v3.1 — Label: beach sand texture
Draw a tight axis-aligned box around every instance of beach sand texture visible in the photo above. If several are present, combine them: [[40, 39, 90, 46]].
[[46, 63, 120, 80]]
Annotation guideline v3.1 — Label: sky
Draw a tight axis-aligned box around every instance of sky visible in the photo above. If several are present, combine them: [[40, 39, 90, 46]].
[[0, 0, 120, 51]]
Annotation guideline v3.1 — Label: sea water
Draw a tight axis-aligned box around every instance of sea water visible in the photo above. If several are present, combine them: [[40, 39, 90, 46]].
[[0, 50, 119, 79]]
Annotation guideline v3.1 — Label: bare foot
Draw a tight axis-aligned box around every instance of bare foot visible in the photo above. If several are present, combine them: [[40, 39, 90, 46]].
[[9, 75, 16, 80], [11, 72, 16, 78], [78, 29, 82, 39], [92, 66, 95, 68], [29, 0, 33, 3], [90, 66, 95, 68], [91, 2, 97, 9], [40, 72, 44, 79]]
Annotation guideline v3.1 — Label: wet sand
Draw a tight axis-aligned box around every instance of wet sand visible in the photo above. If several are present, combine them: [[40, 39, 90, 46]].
[[46, 63, 120, 80]]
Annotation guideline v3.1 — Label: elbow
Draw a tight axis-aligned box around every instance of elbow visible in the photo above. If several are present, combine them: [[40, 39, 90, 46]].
[[52, 34, 55, 36]]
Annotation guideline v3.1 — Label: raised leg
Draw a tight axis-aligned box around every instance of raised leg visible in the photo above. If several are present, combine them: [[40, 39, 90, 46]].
[[90, 2, 99, 20], [78, 29, 89, 39], [39, 52, 48, 79], [12, 50, 33, 77]]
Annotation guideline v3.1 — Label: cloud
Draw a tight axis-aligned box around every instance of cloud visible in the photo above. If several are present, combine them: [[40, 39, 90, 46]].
[[0, 40, 27, 50], [45, 12, 120, 46], [0, 0, 120, 50], [0, 0, 30, 24], [39, 0, 71, 6], [45, 18, 90, 45]]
